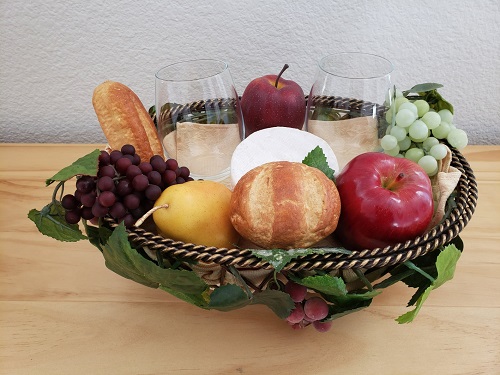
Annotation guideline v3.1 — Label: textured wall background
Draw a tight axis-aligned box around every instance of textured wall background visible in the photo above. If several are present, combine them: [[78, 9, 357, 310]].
[[1, 0, 499, 144]]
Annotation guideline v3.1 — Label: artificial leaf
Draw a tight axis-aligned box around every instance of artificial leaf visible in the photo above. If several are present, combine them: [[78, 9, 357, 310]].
[[294, 274, 348, 297], [251, 289, 295, 319], [159, 285, 209, 308], [46, 149, 100, 186], [302, 146, 335, 179], [251, 247, 349, 273], [326, 298, 373, 321], [102, 223, 209, 295], [208, 284, 250, 311], [28, 203, 87, 242], [403, 82, 443, 95], [397, 244, 462, 323]]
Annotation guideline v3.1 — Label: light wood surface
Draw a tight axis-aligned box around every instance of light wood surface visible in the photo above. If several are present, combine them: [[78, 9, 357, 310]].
[[1, 144, 499, 375]]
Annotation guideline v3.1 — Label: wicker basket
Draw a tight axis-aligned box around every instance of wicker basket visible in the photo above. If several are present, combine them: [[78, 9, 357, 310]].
[[110, 96, 478, 277]]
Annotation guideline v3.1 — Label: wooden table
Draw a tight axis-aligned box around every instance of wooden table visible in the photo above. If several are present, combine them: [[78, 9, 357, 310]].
[[1, 144, 499, 375]]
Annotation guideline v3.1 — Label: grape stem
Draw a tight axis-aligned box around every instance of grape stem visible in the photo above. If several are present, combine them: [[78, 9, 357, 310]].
[[51, 181, 65, 205], [134, 204, 169, 227]]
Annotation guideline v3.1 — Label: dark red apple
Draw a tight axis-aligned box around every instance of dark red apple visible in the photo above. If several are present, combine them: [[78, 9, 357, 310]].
[[240, 64, 306, 136], [335, 152, 434, 250]]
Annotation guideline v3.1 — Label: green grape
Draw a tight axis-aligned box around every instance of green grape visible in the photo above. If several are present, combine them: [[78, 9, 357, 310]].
[[414, 99, 430, 117], [395, 108, 416, 128], [421, 111, 441, 130], [381, 134, 398, 150], [398, 102, 418, 117], [398, 136, 412, 151], [385, 144, 400, 156], [409, 120, 429, 140], [447, 128, 468, 149], [429, 143, 448, 160], [432, 121, 451, 139], [438, 109, 453, 124], [385, 106, 395, 124], [390, 125, 407, 141], [405, 147, 425, 163], [395, 96, 409, 111], [418, 155, 438, 175], [422, 136, 439, 151]]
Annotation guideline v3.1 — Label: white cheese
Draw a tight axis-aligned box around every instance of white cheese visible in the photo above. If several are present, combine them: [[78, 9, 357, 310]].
[[230, 127, 339, 187]]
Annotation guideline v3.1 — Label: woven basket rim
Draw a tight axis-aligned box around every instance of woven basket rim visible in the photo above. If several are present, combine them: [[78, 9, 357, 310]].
[[111, 96, 478, 272]]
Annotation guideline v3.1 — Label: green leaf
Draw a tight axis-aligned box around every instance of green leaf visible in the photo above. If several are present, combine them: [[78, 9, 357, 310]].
[[251, 247, 350, 273], [295, 274, 348, 297], [208, 284, 250, 311], [46, 149, 100, 186], [396, 244, 462, 323], [102, 224, 209, 297], [396, 287, 433, 324], [403, 82, 443, 96], [251, 289, 295, 319], [326, 299, 373, 321], [302, 146, 335, 179], [28, 203, 87, 242]]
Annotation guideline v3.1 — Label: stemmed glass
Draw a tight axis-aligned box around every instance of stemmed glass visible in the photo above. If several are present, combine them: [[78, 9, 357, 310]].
[[306, 52, 394, 169], [155, 59, 243, 182]]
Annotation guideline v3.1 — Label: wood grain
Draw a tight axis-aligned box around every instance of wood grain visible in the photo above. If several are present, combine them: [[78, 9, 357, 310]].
[[1, 144, 499, 375]]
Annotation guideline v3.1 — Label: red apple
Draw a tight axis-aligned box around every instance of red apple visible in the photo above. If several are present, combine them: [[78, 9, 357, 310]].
[[240, 64, 306, 136], [335, 152, 434, 250]]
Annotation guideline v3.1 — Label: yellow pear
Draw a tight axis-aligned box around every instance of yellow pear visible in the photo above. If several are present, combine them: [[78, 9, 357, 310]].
[[153, 180, 240, 249]]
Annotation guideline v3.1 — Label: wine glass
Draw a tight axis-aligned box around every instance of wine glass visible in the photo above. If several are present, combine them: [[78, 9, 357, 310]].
[[155, 59, 243, 182], [306, 52, 394, 169]]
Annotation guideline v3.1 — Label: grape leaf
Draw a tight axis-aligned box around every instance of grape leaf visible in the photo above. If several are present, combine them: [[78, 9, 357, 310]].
[[302, 146, 335, 179], [396, 244, 462, 323], [251, 289, 295, 319], [101, 223, 209, 298], [403, 83, 444, 95], [326, 299, 373, 321], [208, 284, 250, 311], [28, 203, 87, 242], [46, 149, 100, 186], [251, 247, 350, 273]]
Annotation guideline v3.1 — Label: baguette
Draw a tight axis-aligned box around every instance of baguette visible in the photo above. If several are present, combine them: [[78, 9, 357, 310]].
[[92, 81, 164, 161]]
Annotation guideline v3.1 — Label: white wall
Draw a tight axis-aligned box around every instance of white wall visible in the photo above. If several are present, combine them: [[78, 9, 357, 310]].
[[1, 0, 499, 144]]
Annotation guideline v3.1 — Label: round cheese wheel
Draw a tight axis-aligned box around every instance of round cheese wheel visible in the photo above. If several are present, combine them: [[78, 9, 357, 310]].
[[230, 127, 339, 188]]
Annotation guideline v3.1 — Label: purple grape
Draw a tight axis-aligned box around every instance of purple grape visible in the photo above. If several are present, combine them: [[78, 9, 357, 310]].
[[132, 174, 149, 191], [166, 158, 178, 171], [65, 209, 81, 224], [130, 205, 147, 219], [99, 151, 110, 166], [132, 154, 141, 165], [286, 303, 305, 324], [175, 177, 185, 184], [121, 214, 135, 228], [97, 176, 115, 191], [179, 166, 190, 179], [123, 194, 141, 210], [74, 189, 82, 202], [116, 179, 133, 196], [145, 184, 162, 201], [76, 176, 95, 194], [98, 165, 116, 178], [126, 165, 142, 180], [121, 144, 135, 155], [91, 201, 109, 218], [109, 202, 127, 219], [162, 169, 177, 185], [109, 150, 123, 164], [312, 320, 333, 333], [303, 297, 329, 322], [147, 170, 162, 185], [80, 192, 97, 207], [98, 191, 116, 207], [285, 281, 308, 303], [139, 162, 153, 174], [115, 157, 132, 174], [61, 194, 79, 210], [81, 207, 94, 220], [150, 155, 167, 173]]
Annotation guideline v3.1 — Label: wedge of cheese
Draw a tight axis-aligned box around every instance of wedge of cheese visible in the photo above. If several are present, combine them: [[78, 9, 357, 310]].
[[230, 127, 339, 188]]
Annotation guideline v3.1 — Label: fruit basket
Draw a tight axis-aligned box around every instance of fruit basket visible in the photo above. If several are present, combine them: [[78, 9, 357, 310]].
[[30, 89, 478, 332]]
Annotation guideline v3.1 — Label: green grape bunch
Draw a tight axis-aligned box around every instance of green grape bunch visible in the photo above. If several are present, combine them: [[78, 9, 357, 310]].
[[380, 83, 468, 176]]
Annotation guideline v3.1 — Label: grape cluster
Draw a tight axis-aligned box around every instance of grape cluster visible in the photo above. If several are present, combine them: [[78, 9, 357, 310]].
[[381, 92, 468, 176], [61, 144, 192, 227], [284, 281, 332, 332]]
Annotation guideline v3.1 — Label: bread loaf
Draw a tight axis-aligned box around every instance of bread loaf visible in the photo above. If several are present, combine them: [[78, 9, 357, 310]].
[[229, 161, 341, 249], [92, 81, 164, 161]]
